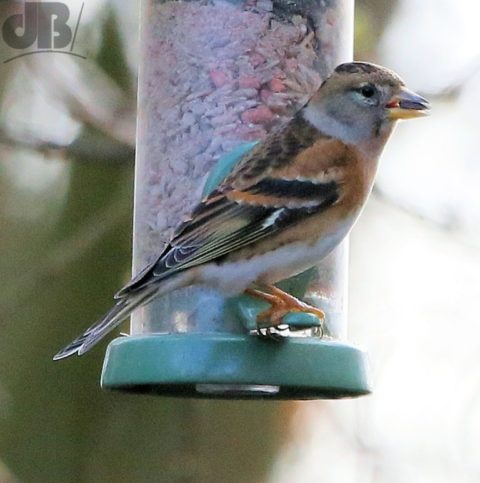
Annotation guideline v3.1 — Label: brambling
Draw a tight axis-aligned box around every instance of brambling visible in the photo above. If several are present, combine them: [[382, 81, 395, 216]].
[[54, 62, 429, 360]]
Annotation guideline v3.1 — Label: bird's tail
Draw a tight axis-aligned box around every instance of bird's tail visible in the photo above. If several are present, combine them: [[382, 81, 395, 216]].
[[53, 286, 158, 361]]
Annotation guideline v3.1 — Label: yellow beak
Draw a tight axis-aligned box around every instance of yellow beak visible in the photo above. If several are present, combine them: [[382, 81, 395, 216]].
[[387, 87, 430, 120]]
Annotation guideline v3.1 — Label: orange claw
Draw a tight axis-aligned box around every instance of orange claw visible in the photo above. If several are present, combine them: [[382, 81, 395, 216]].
[[244, 285, 325, 328]]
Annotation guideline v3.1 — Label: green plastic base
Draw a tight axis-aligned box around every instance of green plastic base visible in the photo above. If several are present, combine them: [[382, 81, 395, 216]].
[[101, 334, 371, 399]]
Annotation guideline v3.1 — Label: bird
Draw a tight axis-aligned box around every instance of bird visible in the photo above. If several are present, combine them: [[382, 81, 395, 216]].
[[53, 61, 429, 360]]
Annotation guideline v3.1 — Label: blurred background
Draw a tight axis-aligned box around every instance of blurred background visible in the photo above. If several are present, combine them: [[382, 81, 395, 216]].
[[0, 0, 479, 481]]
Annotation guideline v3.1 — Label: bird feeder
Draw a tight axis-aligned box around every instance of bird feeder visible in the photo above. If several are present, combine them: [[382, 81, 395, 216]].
[[101, 0, 370, 398]]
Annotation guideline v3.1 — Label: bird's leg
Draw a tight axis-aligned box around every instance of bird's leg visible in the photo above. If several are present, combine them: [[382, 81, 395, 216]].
[[244, 284, 325, 330]]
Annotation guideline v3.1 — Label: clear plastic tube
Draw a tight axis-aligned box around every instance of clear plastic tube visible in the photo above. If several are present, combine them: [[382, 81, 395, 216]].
[[132, 0, 353, 339]]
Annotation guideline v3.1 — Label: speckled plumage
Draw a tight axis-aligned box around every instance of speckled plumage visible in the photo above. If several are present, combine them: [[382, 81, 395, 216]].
[[54, 62, 429, 360]]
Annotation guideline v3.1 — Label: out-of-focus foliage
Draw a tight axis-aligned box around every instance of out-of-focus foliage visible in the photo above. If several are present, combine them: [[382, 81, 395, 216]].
[[355, 0, 397, 58]]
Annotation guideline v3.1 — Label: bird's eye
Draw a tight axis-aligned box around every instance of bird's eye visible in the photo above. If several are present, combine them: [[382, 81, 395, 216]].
[[360, 84, 376, 98]]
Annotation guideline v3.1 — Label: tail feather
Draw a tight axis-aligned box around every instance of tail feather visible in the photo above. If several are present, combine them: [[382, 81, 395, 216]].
[[53, 287, 157, 360]]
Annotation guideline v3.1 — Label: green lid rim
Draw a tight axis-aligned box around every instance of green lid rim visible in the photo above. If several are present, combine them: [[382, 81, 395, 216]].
[[101, 334, 371, 400]]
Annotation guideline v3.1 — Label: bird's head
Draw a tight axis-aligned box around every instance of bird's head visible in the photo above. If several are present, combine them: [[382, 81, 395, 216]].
[[302, 62, 430, 145]]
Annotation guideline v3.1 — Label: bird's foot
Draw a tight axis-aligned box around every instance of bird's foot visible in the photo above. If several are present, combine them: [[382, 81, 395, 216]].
[[244, 285, 325, 340]]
